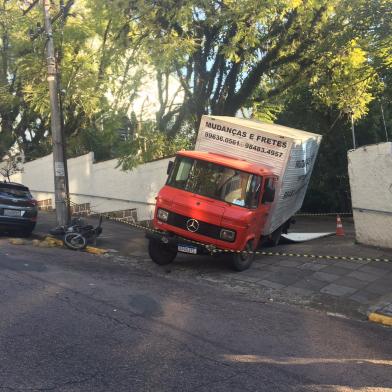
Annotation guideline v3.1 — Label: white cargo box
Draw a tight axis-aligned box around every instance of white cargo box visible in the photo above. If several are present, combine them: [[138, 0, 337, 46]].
[[196, 115, 322, 235]]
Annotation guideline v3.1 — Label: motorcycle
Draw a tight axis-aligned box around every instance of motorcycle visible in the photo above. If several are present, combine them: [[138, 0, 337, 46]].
[[50, 215, 103, 250]]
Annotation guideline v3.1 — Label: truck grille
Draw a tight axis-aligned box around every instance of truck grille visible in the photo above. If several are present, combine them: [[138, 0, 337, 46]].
[[167, 212, 222, 240]]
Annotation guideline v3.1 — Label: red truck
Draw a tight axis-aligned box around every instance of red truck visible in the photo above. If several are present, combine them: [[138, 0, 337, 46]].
[[147, 116, 321, 271]]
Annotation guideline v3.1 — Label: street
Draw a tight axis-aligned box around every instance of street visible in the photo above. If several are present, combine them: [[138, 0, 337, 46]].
[[0, 239, 391, 392]]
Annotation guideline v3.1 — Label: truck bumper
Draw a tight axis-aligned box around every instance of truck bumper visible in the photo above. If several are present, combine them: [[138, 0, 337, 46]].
[[145, 231, 213, 255]]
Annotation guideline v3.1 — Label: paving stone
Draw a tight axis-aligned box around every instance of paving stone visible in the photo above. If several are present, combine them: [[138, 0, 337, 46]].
[[298, 262, 327, 271], [264, 270, 306, 286], [332, 261, 363, 270], [320, 284, 357, 297], [309, 259, 336, 266], [321, 265, 351, 276], [369, 261, 392, 271], [349, 291, 381, 305], [292, 277, 328, 291], [259, 280, 285, 290], [253, 263, 277, 272], [278, 260, 304, 268], [364, 278, 392, 295], [284, 286, 313, 297], [347, 271, 380, 282], [334, 276, 368, 290], [358, 265, 387, 276], [258, 256, 277, 264], [312, 271, 340, 283], [265, 265, 289, 273]]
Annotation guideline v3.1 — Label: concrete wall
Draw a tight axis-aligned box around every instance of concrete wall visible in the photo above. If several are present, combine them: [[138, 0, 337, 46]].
[[348, 142, 392, 249], [5, 153, 171, 221]]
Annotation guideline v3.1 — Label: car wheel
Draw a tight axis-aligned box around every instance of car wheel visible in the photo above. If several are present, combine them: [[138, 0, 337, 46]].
[[229, 241, 255, 271], [148, 239, 177, 265]]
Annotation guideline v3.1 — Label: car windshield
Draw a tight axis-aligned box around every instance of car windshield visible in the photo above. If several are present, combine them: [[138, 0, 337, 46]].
[[167, 156, 262, 209], [0, 185, 31, 199]]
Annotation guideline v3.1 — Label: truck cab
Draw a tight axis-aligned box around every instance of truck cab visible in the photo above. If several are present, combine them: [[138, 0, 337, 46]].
[[147, 150, 277, 271]]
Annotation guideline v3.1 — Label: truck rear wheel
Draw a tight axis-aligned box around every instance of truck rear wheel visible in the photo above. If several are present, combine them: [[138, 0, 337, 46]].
[[148, 239, 177, 265], [268, 226, 283, 247], [229, 241, 255, 271]]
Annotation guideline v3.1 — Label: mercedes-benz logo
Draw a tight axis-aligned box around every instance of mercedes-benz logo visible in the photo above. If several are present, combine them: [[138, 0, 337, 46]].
[[186, 218, 199, 232]]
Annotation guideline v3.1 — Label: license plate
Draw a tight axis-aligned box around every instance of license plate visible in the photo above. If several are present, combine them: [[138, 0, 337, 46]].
[[4, 209, 21, 217], [178, 244, 197, 254]]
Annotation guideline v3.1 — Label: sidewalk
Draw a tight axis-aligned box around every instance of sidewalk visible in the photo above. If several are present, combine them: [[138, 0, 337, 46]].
[[35, 212, 392, 321]]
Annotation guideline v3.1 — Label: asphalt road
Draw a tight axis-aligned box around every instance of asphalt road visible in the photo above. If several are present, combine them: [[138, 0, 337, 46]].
[[0, 239, 391, 392]]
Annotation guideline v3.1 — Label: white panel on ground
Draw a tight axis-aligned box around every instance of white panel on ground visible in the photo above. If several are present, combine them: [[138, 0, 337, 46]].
[[282, 232, 334, 242]]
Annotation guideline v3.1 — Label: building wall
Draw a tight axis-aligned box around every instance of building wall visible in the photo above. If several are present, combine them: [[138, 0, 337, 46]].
[[5, 153, 171, 221], [348, 142, 392, 249]]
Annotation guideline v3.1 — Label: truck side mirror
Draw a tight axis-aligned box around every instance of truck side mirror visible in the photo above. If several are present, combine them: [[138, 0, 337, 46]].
[[262, 186, 275, 204], [167, 160, 174, 175]]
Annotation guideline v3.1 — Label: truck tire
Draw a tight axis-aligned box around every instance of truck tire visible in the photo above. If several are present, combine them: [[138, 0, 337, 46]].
[[148, 239, 177, 265], [269, 226, 283, 247], [229, 241, 255, 271]]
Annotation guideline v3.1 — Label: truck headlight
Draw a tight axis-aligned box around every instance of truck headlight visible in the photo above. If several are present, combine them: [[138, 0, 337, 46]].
[[157, 208, 169, 222], [220, 229, 236, 242]]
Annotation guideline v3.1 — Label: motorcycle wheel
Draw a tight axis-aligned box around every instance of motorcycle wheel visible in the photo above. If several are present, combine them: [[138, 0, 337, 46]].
[[64, 232, 87, 250]]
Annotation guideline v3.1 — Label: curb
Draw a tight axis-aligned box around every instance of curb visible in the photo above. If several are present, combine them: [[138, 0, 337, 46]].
[[368, 312, 392, 327]]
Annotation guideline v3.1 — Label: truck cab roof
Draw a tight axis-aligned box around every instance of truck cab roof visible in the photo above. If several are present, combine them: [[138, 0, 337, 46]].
[[177, 150, 274, 177]]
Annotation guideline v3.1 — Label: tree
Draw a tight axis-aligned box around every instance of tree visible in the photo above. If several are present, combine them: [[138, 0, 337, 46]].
[[0, 152, 24, 182], [122, 0, 379, 136], [1, 0, 390, 180], [0, 0, 149, 161], [116, 119, 192, 171]]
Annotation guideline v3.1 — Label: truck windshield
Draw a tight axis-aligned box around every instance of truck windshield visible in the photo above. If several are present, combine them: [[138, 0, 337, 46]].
[[167, 156, 262, 208]]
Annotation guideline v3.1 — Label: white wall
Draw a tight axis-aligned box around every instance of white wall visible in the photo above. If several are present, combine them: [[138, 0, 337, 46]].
[[4, 153, 171, 221], [348, 142, 392, 249]]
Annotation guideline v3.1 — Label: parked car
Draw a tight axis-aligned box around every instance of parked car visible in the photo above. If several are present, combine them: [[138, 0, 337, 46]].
[[0, 182, 38, 237]]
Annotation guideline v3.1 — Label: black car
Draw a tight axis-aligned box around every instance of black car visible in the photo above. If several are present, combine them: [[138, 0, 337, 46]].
[[0, 182, 38, 236]]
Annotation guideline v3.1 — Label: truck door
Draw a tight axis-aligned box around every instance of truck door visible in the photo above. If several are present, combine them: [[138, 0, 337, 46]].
[[249, 176, 276, 247]]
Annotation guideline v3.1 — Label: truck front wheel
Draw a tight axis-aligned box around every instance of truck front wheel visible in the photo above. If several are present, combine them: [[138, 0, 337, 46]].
[[148, 239, 177, 265], [229, 241, 255, 271]]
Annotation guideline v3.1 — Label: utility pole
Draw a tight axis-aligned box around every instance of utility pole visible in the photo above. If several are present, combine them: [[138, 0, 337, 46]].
[[380, 103, 389, 142], [350, 111, 356, 150], [42, 0, 70, 227], [57, 0, 72, 221]]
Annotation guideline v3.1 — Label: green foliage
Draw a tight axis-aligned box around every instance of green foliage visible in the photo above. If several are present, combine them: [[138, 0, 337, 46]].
[[125, 0, 391, 135], [1, 0, 147, 162], [117, 121, 193, 171], [277, 80, 391, 213], [310, 41, 380, 120]]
